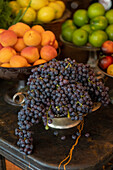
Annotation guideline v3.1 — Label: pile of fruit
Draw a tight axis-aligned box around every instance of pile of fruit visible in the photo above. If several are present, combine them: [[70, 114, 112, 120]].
[[15, 58, 110, 154], [9, 0, 65, 24], [0, 22, 58, 68], [99, 40, 113, 76], [61, 3, 113, 47]]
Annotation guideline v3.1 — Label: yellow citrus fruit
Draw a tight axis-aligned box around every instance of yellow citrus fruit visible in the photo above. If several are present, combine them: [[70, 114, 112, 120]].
[[30, 0, 48, 10], [49, 2, 63, 19], [107, 64, 113, 76], [22, 7, 36, 24], [37, 6, 55, 23], [56, 1, 65, 12], [17, 0, 30, 7], [9, 1, 20, 14]]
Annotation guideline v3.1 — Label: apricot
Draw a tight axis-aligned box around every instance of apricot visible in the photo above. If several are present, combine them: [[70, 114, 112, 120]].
[[0, 43, 3, 50], [52, 40, 58, 49], [0, 30, 17, 47], [1, 63, 11, 67], [27, 63, 31, 67], [23, 29, 41, 46], [0, 29, 5, 34], [0, 47, 16, 63], [21, 46, 40, 63], [41, 31, 55, 46], [9, 22, 30, 37], [10, 55, 28, 67], [32, 25, 45, 34], [33, 59, 47, 66], [40, 45, 57, 61], [14, 38, 26, 52]]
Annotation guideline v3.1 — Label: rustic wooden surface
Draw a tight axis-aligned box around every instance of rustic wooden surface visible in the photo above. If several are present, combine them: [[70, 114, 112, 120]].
[[0, 79, 113, 170]]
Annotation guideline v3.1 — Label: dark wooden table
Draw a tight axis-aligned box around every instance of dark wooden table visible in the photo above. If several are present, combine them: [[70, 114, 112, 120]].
[[0, 79, 113, 170]]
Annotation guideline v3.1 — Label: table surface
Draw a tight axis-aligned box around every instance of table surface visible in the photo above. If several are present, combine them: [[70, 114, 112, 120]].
[[0, 79, 113, 170]]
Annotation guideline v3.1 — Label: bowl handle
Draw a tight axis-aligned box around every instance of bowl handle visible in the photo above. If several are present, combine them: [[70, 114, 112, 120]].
[[13, 92, 27, 105]]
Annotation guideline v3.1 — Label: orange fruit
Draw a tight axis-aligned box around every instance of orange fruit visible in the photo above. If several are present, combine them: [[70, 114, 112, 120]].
[[13, 38, 26, 52], [107, 64, 113, 76], [1, 63, 11, 67], [0, 30, 17, 47], [21, 46, 40, 63], [0, 47, 16, 63], [23, 29, 41, 46], [33, 59, 47, 65], [32, 25, 45, 34], [9, 22, 30, 37], [40, 45, 57, 61], [10, 55, 28, 67]]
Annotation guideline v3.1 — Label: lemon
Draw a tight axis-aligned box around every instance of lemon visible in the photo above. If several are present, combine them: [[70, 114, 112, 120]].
[[9, 1, 20, 14], [49, 2, 63, 19], [22, 7, 36, 24], [17, 0, 30, 7], [37, 6, 55, 23], [56, 1, 65, 12], [30, 0, 49, 10]]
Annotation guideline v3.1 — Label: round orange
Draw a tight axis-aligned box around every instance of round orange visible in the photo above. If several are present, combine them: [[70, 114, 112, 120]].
[[107, 64, 113, 76], [23, 29, 41, 46]]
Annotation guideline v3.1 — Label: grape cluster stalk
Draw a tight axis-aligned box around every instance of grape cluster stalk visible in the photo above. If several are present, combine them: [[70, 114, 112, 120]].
[[15, 58, 110, 155]]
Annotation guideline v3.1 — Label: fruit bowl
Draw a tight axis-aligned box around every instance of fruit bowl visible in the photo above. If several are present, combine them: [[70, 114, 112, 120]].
[[97, 60, 113, 104], [60, 35, 100, 51], [0, 65, 37, 80], [48, 102, 101, 129], [60, 35, 100, 66], [41, 9, 71, 41], [0, 47, 60, 106]]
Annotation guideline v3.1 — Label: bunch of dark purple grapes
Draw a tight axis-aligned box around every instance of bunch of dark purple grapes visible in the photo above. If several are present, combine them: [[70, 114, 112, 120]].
[[15, 58, 110, 155]]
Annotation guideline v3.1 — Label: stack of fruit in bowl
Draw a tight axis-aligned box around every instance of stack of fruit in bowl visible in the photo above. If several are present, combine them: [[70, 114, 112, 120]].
[[61, 2, 113, 48], [0, 22, 58, 68], [98, 40, 113, 77], [15, 58, 110, 155], [9, 0, 66, 24]]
